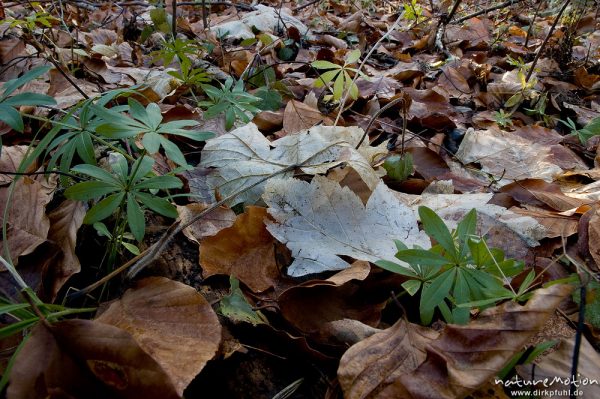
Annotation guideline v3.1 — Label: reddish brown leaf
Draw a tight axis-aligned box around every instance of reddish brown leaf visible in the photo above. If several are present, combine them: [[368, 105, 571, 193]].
[[338, 284, 573, 399], [8, 320, 180, 399], [177, 203, 236, 245], [45, 200, 86, 299], [96, 277, 222, 396], [588, 209, 600, 270], [200, 206, 280, 292], [500, 179, 589, 211], [283, 100, 333, 135]]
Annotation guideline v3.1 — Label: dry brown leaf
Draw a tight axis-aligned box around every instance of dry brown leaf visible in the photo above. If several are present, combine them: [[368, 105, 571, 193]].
[[8, 320, 181, 399], [45, 200, 86, 299], [500, 179, 589, 211], [510, 207, 578, 238], [177, 203, 236, 245], [589, 209, 600, 269], [516, 335, 600, 398], [278, 264, 383, 340], [283, 99, 333, 135], [338, 284, 573, 399], [0, 168, 57, 270], [96, 277, 222, 396], [200, 206, 280, 292]]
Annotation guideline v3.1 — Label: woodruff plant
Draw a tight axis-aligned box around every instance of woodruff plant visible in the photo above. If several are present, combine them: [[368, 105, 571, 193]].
[[377, 207, 528, 325]]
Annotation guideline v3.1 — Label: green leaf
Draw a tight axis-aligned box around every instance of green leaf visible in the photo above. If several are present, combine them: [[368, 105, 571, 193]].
[[159, 136, 188, 166], [3, 92, 56, 107], [83, 192, 125, 224], [522, 340, 559, 364], [127, 194, 145, 241], [93, 222, 112, 238], [0, 104, 23, 132], [134, 192, 177, 218], [255, 87, 282, 111], [129, 156, 155, 184], [145, 103, 163, 129], [418, 206, 457, 261], [345, 49, 361, 64], [122, 242, 141, 255], [402, 279, 421, 296], [133, 175, 183, 190], [375, 260, 419, 278], [420, 268, 456, 319], [0, 318, 39, 339], [383, 154, 413, 181], [219, 277, 267, 325], [311, 60, 340, 70], [72, 164, 120, 184], [75, 132, 96, 165], [142, 131, 161, 153], [64, 181, 119, 201], [1, 65, 52, 98], [395, 248, 450, 267], [333, 72, 344, 101]]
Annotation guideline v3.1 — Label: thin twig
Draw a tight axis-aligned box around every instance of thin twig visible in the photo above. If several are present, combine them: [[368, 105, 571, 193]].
[[292, 0, 320, 12], [453, 0, 523, 24], [525, 0, 571, 83], [172, 0, 177, 39], [355, 96, 406, 149], [524, 0, 543, 48], [334, 13, 403, 126]]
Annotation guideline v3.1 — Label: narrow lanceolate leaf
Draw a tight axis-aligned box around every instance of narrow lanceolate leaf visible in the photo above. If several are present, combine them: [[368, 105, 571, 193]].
[[83, 192, 125, 224], [419, 206, 457, 261], [0, 104, 24, 132], [263, 176, 430, 276], [2, 93, 56, 107], [311, 60, 340, 70], [71, 164, 120, 184], [127, 194, 145, 241], [135, 192, 178, 218], [64, 181, 119, 201], [394, 249, 450, 267], [134, 175, 183, 190]]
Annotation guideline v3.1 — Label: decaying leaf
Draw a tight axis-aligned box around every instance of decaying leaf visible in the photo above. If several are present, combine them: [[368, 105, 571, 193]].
[[338, 284, 573, 399], [45, 200, 86, 299], [455, 127, 584, 186], [8, 320, 180, 399], [199, 123, 380, 205], [517, 335, 600, 398], [96, 277, 222, 397], [200, 206, 280, 293], [177, 203, 236, 245], [263, 176, 429, 276]]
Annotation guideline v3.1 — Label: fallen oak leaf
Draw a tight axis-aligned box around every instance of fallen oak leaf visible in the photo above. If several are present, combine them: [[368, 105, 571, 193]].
[[337, 284, 573, 399]]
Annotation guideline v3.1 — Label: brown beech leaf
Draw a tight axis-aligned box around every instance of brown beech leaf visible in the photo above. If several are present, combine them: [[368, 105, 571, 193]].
[[45, 200, 86, 299], [516, 335, 600, 398], [200, 206, 280, 293], [589, 209, 600, 269], [96, 277, 222, 396], [8, 320, 180, 399], [500, 179, 589, 211], [0, 164, 57, 264], [278, 262, 383, 342], [338, 284, 573, 399], [177, 203, 236, 245], [283, 99, 332, 135]]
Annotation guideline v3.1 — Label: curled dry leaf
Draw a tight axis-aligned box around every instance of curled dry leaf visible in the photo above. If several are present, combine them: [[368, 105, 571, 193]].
[[8, 320, 180, 399], [338, 284, 573, 399], [517, 335, 600, 398], [45, 200, 86, 300], [96, 277, 222, 397], [198, 123, 380, 205], [200, 206, 280, 293], [0, 146, 57, 265], [264, 176, 430, 276], [456, 127, 573, 186], [177, 203, 236, 245]]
